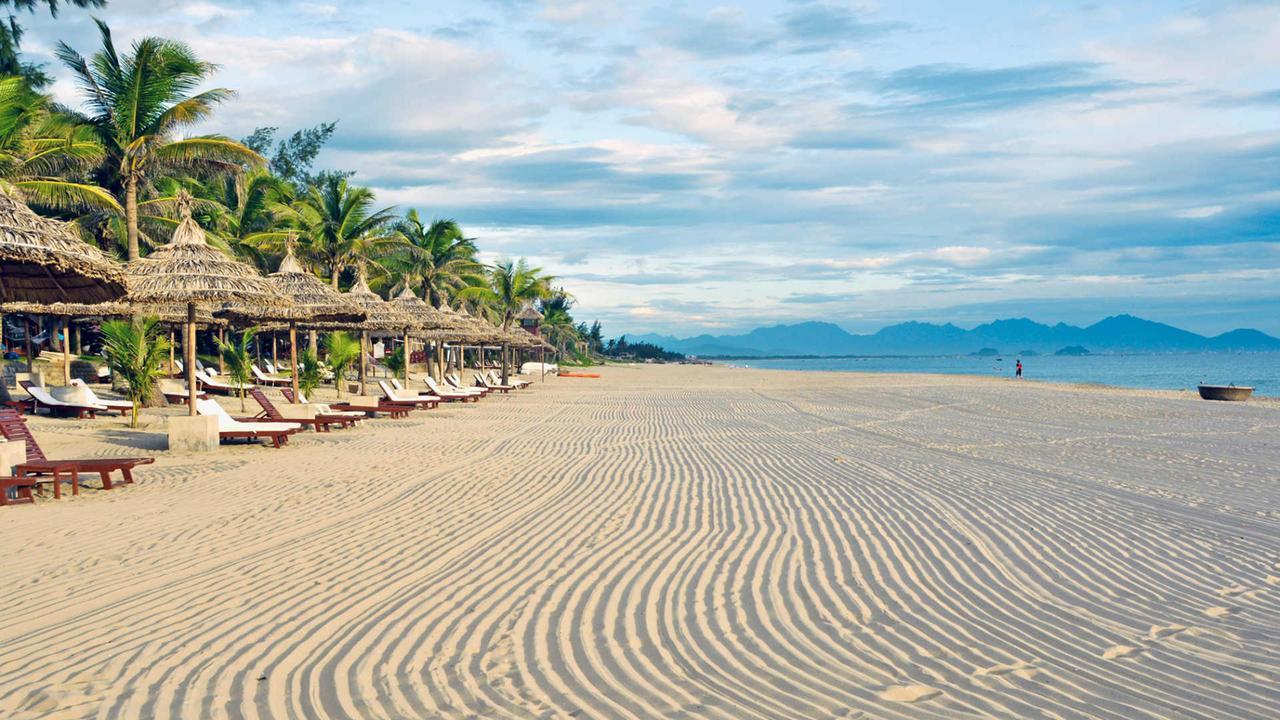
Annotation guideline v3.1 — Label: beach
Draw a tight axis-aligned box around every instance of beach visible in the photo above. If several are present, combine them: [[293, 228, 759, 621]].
[[2, 364, 1278, 719]]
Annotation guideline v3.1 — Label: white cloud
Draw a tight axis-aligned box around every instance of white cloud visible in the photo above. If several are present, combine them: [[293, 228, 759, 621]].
[[1174, 205, 1225, 219]]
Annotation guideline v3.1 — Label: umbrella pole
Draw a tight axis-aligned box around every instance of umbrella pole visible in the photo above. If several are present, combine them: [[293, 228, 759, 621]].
[[271, 333, 277, 369], [169, 330, 175, 377], [289, 321, 300, 404], [186, 304, 197, 416], [217, 327, 225, 373], [359, 330, 368, 396], [25, 317, 33, 374], [62, 319, 70, 386], [403, 329, 410, 385], [541, 345, 545, 382]]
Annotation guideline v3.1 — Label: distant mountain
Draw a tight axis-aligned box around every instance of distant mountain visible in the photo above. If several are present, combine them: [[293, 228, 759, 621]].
[[629, 315, 1280, 357]]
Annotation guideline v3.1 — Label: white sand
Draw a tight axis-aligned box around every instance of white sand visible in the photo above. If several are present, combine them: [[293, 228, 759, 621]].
[[1, 365, 1278, 719]]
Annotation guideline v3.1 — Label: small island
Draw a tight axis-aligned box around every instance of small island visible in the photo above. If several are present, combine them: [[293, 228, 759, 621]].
[[1054, 345, 1091, 356], [971, 347, 1000, 357]]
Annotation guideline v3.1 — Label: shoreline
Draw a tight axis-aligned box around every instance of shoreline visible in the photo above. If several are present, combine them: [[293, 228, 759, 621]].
[[710, 358, 1280, 401]]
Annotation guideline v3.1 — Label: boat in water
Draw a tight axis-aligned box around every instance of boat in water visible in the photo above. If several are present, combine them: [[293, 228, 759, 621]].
[[1197, 384, 1253, 401]]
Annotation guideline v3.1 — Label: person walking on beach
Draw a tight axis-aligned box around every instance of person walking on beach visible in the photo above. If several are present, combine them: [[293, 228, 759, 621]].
[[1015, 359, 1023, 379]]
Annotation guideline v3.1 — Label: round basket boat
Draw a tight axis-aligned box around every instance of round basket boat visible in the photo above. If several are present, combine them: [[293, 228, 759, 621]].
[[1197, 384, 1253, 401]]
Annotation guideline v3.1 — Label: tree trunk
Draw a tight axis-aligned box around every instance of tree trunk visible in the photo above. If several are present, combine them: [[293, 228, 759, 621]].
[[126, 175, 140, 261], [309, 329, 318, 357], [331, 264, 341, 290]]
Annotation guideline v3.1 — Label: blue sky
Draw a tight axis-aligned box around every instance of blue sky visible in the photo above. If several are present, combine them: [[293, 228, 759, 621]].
[[21, 0, 1280, 336]]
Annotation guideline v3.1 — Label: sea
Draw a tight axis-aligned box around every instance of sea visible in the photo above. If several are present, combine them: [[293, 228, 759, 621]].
[[721, 352, 1280, 397]]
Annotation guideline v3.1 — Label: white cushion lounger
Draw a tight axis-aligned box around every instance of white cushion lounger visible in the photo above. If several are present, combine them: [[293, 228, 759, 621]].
[[22, 383, 110, 417], [68, 379, 134, 412], [252, 365, 292, 386], [195, 369, 255, 394], [294, 392, 367, 420], [196, 398, 301, 448], [420, 375, 483, 395], [420, 376, 481, 402], [378, 380, 441, 407], [487, 370, 531, 389], [473, 373, 516, 392]]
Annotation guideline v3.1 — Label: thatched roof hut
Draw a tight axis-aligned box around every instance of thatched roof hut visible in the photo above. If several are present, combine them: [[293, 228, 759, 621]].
[[515, 303, 544, 322], [220, 244, 365, 328], [0, 301, 131, 318], [0, 188, 126, 304], [386, 288, 460, 337], [125, 192, 289, 414], [126, 194, 286, 309]]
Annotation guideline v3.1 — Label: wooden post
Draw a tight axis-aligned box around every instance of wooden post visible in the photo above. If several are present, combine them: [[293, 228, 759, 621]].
[[289, 321, 300, 404], [217, 327, 225, 373], [359, 330, 368, 396], [309, 329, 318, 356], [62, 319, 71, 386], [169, 329, 176, 377], [402, 329, 411, 385], [271, 333, 278, 369], [186, 304, 197, 416]]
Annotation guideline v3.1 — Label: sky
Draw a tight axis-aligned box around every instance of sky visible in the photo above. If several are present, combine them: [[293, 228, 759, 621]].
[[19, 0, 1280, 337]]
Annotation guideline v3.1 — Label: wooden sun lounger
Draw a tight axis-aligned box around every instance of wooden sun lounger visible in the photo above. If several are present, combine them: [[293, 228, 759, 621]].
[[281, 389, 411, 419], [0, 475, 38, 506], [19, 381, 110, 418], [196, 399, 301, 448], [68, 379, 134, 413], [0, 408, 154, 501], [194, 370, 255, 396], [250, 389, 354, 432], [447, 374, 489, 397], [487, 370, 531, 389], [252, 366, 293, 387], [420, 376, 481, 402], [473, 374, 513, 393], [378, 381, 440, 409]]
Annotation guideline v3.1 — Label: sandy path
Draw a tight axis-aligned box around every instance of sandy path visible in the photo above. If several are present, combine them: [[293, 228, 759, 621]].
[[1, 365, 1278, 719]]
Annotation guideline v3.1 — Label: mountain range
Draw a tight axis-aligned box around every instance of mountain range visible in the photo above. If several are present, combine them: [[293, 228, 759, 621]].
[[630, 315, 1280, 357]]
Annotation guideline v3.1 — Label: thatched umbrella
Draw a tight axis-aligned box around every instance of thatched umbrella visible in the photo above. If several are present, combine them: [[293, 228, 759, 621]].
[[434, 303, 486, 380], [0, 301, 131, 382], [385, 288, 443, 383], [249, 244, 365, 402], [323, 264, 415, 394], [0, 189, 126, 304], [125, 194, 290, 415]]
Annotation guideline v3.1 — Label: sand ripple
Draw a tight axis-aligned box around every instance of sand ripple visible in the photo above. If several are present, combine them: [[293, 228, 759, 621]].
[[1, 366, 1278, 719]]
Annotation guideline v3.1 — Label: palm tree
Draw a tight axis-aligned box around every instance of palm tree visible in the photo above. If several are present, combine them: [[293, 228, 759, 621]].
[[459, 258, 554, 380], [56, 20, 263, 260], [99, 316, 169, 428], [195, 168, 292, 269], [273, 175, 401, 288], [215, 327, 257, 412], [323, 331, 359, 397], [388, 210, 483, 305], [539, 290, 580, 357], [0, 75, 120, 212]]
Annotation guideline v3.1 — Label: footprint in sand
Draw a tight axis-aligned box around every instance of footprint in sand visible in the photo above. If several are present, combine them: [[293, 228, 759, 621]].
[[1148, 624, 1188, 640], [1217, 585, 1248, 597], [880, 684, 941, 702], [1102, 645, 1143, 660], [1204, 606, 1237, 618]]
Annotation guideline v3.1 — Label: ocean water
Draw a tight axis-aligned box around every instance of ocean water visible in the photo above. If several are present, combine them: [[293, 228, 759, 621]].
[[723, 352, 1280, 397]]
